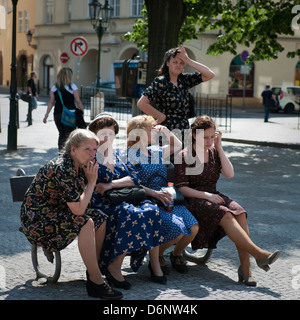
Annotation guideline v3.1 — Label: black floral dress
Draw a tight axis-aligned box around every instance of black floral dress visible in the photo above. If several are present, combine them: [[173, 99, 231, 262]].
[[143, 72, 203, 136], [20, 153, 107, 252]]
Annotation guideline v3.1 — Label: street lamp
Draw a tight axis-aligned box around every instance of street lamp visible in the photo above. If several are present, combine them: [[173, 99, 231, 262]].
[[7, 0, 18, 151], [89, 0, 113, 88]]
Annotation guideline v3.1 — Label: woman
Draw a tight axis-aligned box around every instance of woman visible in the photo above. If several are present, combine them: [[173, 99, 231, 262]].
[[20, 129, 122, 299], [43, 68, 85, 152], [137, 45, 214, 142], [174, 115, 280, 286], [89, 113, 166, 288], [126, 115, 199, 275]]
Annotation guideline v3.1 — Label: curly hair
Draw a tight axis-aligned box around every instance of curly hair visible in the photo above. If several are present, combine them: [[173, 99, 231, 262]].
[[191, 116, 216, 143]]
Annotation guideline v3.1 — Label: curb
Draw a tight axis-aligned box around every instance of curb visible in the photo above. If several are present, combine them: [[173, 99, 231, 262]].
[[222, 138, 300, 150]]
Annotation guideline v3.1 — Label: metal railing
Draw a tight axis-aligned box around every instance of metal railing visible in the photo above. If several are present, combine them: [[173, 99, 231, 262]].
[[194, 93, 232, 133], [80, 86, 232, 133]]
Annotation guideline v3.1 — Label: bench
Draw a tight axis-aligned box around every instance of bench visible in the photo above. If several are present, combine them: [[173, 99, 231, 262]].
[[10, 166, 212, 285], [10, 169, 62, 284]]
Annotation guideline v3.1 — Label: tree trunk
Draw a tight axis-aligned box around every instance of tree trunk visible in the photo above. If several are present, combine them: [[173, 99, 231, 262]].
[[145, 0, 187, 86]]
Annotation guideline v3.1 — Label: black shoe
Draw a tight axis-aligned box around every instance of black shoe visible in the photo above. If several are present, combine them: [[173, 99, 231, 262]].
[[148, 263, 167, 284], [170, 252, 188, 274], [104, 269, 131, 290], [159, 256, 170, 275], [86, 278, 123, 300]]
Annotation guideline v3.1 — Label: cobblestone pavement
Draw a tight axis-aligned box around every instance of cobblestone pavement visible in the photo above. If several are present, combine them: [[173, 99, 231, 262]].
[[0, 93, 299, 301]]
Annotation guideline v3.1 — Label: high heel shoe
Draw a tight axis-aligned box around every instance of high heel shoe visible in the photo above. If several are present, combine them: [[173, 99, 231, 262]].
[[256, 250, 281, 272], [238, 266, 257, 287], [104, 269, 132, 290], [148, 263, 167, 284]]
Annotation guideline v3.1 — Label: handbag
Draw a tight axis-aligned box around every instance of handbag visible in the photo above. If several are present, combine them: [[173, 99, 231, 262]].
[[187, 92, 196, 119], [20, 93, 30, 103], [57, 88, 77, 128], [105, 185, 146, 206], [75, 108, 87, 129]]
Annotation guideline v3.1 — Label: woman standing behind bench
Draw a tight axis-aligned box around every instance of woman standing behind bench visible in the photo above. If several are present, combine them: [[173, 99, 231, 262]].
[[20, 129, 122, 299]]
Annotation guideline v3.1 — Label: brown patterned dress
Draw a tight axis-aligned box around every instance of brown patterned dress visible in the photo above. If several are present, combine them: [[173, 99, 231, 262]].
[[175, 147, 246, 250]]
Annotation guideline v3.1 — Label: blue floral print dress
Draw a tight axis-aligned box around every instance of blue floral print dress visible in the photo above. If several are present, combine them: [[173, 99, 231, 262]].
[[127, 145, 198, 243], [91, 154, 164, 272]]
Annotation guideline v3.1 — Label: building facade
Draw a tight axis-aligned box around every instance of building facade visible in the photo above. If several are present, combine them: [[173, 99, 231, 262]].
[[1, 0, 300, 106], [0, 0, 36, 89]]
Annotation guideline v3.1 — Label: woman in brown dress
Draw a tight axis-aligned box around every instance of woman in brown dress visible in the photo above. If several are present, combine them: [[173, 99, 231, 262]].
[[174, 116, 280, 286]]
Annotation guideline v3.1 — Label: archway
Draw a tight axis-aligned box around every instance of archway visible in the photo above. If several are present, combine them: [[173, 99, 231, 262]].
[[42, 55, 54, 90], [229, 54, 254, 97], [80, 49, 98, 86], [17, 54, 27, 89]]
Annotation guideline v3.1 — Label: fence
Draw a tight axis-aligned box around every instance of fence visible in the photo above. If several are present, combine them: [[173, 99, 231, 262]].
[[194, 93, 232, 133], [80, 86, 232, 132]]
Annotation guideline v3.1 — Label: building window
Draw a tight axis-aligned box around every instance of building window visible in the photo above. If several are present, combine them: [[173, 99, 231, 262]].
[[67, 0, 71, 23], [131, 0, 143, 17], [18, 11, 22, 32], [109, 0, 120, 18], [45, 0, 54, 24], [24, 10, 29, 32]]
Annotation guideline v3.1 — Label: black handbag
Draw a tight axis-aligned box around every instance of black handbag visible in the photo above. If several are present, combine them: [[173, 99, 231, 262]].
[[105, 185, 146, 206]]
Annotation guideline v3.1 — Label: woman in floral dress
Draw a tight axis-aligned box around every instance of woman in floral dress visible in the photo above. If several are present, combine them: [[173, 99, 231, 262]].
[[126, 115, 199, 275], [20, 129, 122, 299], [175, 115, 280, 286], [89, 113, 166, 289]]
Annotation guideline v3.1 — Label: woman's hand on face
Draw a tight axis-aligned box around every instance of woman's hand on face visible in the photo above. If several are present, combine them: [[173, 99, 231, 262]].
[[83, 160, 98, 186], [176, 45, 189, 63]]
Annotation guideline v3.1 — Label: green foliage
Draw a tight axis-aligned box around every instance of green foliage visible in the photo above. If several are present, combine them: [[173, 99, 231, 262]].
[[123, 0, 300, 62]]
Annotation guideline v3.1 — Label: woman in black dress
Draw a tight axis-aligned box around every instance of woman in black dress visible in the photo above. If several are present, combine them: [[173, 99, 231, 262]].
[[174, 116, 280, 286]]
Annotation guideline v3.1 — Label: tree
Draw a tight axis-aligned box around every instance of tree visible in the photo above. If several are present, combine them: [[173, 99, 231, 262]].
[[124, 0, 300, 85]]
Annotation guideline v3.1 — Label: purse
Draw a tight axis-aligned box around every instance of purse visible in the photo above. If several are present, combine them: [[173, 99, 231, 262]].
[[105, 185, 146, 206], [57, 88, 77, 128]]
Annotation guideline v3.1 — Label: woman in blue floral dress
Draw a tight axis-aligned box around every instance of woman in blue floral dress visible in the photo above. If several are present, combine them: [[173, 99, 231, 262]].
[[89, 114, 166, 289], [126, 115, 199, 274]]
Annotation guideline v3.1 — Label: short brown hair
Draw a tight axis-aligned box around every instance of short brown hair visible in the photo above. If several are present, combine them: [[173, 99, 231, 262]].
[[89, 116, 119, 135], [191, 116, 216, 142]]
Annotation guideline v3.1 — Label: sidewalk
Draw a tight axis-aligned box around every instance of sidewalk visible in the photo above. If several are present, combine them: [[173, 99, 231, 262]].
[[1, 93, 300, 301]]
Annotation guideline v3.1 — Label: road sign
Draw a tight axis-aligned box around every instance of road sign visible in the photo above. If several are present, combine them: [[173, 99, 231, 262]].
[[60, 52, 69, 63], [70, 37, 88, 57], [241, 50, 249, 63], [240, 65, 250, 75]]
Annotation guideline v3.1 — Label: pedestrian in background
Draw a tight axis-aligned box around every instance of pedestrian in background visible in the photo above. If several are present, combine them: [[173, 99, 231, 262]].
[[27, 71, 38, 118], [261, 85, 276, 122], [43, 68, 85, 153]]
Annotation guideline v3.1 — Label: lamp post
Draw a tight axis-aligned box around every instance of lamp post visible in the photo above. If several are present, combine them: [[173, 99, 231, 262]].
[[7, 0, 18, 151], [89, 0, 112, 88]]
